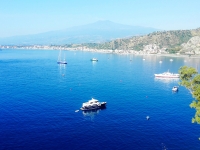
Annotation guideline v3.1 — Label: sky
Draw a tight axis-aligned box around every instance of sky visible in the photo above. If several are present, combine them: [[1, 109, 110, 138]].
[[0, 0, 200, 38]]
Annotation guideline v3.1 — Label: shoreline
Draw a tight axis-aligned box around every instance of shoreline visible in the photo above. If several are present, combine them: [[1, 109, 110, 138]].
[[2, 47, 200, 58]]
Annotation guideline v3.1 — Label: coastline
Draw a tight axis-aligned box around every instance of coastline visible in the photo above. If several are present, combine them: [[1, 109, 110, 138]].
[[1, 47, 200, 58]]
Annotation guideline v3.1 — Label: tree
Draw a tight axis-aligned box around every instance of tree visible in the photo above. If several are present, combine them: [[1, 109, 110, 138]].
[[179, 66, 200, 123]]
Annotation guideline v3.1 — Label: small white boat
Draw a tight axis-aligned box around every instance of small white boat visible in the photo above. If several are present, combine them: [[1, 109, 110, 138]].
[[159, 60, 162, 63], [172, 86, 179, 92], [154, 70, 179, 78], [91, 58, 98, 61], [170, 59, 173, 61], [80, 98, 106, 111]]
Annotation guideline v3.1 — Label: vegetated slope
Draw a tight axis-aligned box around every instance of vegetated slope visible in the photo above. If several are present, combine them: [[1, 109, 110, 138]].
[[80, 28, 200, 54]]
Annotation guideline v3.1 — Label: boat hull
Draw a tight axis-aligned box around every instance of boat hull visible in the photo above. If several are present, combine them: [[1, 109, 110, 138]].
[[154, 75, 179, 78], [57, 61, 67, 64], [154, 70, 180, 78], [90, 58, 98, 61], [172, 86, 179, 92], [80, 102, 106, 111], [172, 89, 178, 92]]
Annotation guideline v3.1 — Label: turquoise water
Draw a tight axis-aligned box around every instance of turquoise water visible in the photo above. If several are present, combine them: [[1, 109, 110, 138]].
[[0, 49, 200, 150]]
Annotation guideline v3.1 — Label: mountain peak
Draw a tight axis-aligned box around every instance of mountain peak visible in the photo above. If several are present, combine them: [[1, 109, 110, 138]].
[[0, 21, 159, 45]]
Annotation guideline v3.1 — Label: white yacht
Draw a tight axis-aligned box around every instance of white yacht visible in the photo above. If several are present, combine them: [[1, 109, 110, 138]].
[[80, 98, 106, 111], [154, 70, 179, 78]]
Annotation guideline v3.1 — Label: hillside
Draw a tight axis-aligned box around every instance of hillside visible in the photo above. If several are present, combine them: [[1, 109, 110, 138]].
[[77, 28, 200, 54]]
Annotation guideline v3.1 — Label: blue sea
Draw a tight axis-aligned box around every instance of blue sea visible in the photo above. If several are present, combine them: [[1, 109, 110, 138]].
[[0, 49, 200, 150]]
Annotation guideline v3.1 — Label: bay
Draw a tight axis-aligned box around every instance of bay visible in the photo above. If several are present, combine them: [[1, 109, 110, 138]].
[[0, 49, 200, 150]]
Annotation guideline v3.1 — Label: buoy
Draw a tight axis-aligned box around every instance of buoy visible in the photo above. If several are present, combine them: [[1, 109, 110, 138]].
[[146, 116, 150, 120]]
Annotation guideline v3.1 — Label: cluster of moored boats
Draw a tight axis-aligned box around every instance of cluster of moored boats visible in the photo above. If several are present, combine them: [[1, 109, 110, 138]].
[[78, 70, 180, 111], [57, 49, 98, 64]]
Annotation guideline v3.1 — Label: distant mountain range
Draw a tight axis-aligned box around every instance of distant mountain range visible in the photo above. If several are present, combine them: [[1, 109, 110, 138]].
[[0, 20, 159, 45]]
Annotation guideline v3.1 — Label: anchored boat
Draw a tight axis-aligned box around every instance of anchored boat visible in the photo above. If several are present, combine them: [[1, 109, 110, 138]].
[[91, 58, 98, 61], [80, 98, 106, 111], [154, 70, 179, 78], [172, 86, 179, 92]]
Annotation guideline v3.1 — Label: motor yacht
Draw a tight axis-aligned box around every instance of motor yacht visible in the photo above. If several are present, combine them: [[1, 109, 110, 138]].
[[154, 70, 179, 78], [80, 98, 106, 111]]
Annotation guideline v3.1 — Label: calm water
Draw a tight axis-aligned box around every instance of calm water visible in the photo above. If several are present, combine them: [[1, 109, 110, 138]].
[[0, 49, 200, 150]]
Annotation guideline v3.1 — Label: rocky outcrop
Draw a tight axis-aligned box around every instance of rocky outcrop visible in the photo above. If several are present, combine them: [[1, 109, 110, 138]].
[[180, 36, 200, 54], [142, 44, 167, 54]]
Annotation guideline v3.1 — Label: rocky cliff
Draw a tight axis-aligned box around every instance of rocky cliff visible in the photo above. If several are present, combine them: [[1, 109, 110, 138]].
[[180, 36, 200, 54]]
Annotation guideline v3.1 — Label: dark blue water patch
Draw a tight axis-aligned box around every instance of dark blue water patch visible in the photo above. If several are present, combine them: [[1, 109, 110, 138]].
[[0, 50, 200, 150]]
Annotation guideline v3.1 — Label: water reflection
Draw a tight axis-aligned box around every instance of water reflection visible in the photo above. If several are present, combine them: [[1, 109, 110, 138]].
[[92, 61, 97, 66], [58, 63, 67, 78], [82, 108, 106, 120], [154, 77, 179, 83]]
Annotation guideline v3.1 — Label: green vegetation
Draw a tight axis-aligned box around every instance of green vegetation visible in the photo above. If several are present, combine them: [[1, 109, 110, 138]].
[[179, 66, 200, 124], [56, 28, 200, 54], [77, 28, 200, 52], [166, 46, 182, 54]]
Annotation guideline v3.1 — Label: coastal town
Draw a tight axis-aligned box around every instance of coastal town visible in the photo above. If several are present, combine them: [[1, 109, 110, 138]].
[[0, 44, 164, 54], [0, 44, 199, 57]]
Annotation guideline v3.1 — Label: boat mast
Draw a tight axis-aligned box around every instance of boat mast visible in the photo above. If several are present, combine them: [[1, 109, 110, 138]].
[[58, 50, 61, 61]]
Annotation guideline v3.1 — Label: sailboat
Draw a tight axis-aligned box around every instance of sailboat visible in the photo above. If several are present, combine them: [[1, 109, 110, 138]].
[[57, 50, 67, 64]]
